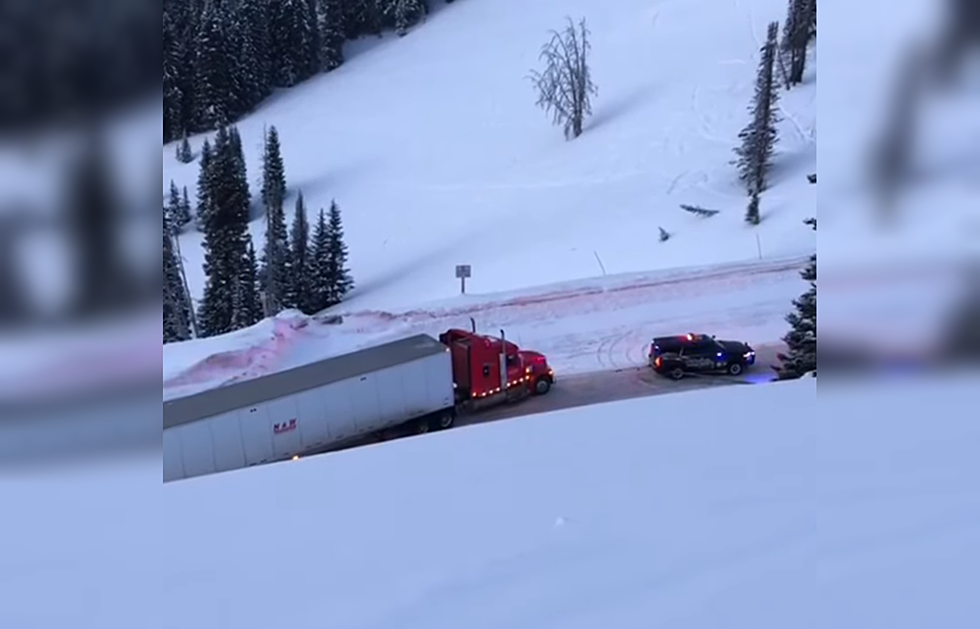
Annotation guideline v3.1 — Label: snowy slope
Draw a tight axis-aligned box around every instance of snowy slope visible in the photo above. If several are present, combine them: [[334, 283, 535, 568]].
[[162, 0, 816, 312], [7, 375, 980, 628]]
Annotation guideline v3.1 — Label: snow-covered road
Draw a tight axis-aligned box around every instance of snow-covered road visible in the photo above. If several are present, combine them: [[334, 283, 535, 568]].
[[163, 256, 811, 400]]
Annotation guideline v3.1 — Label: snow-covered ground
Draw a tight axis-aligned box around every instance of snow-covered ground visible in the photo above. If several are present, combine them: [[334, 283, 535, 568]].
[[8, 374, 980, 628], [163, 0, 816, 311], [160, 0, 820, 395], [161, 0, 816, 349]]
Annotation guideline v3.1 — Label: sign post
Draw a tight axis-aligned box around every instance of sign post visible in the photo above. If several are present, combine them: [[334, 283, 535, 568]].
[[455, 264, 471, 294]]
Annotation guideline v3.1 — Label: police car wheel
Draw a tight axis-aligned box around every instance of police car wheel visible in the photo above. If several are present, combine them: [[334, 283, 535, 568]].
[[669, 367, 685, 380], [727, 362, 744, 376]]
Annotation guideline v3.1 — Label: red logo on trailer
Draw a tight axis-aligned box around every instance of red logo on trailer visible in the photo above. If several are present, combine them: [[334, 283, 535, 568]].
[[273, 419, 297, 434]]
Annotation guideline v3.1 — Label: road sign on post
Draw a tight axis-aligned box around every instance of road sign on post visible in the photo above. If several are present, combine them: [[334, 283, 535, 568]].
[[455, 264, 471, 294]]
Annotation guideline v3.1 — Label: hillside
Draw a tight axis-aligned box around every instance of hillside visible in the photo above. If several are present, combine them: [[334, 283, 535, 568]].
[[162, 0, 816, 314], [11, 375, 980, 627]]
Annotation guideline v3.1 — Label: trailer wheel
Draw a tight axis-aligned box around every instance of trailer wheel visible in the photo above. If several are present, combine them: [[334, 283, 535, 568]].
[[534, 377, 551, 395], [437, 412, 455, 430], [414, 418, 431, 434]]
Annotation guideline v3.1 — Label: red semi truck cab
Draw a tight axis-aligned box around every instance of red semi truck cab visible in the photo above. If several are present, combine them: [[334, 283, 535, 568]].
[[438, 329, 555, 405]]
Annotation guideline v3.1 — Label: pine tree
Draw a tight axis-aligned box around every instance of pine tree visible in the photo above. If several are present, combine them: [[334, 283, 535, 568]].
[[180, 186, 193, 226], [164, 214, 193, 343], [325, 200, 354, 304], [781, 0, 813, 86], [163, 10, 187, 143], [233, 237, 264, 330], [195, 138, 213, 227], [316, 0, 346, 71], [774, 218, 816, 379], [193, 6, 235, 130], [345, 0, 382, 38], [261, 126, 287, 211], [745, 189, 761, 225], [309, 208, 332, 313], [166, 180, 185, 233], [237, 0, 274, 105], [261, 197, 291, 315], [199, 126, 253, 337], [176, 134, 194, 163], [259, 125, 290, 314], [270, 0, 319, 87], [392, 0, 426, 36], [288, 192, 313, 312], [733, 21, 781, 196]]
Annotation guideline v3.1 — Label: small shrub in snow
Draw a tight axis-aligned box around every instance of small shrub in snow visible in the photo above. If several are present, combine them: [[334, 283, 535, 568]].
[[658, 226, 670, 242]]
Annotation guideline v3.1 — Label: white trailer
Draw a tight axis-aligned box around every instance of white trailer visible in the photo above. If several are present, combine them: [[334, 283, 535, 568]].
[[163, 334, 456, 482]]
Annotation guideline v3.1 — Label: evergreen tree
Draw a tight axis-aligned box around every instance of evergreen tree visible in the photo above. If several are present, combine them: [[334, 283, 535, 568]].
[[345, 0, 382, 38], [392, 0, 426, 36], [261, 126, 287, 211], [270, 0, 319, 87], [309, 208, 332, 313], [176, 134, 194, 163], [325, 200, 354, 304], [199, 126, 252, 337], [774, 218, 816, 379], [166, 180, 183, 233], [316, 0, 346, 71], [194, 6, 236, 130], [745, 189, 761, 225], [781, 0, 814, 86], [237, 0, 274, 106], [195, 138, 213, 227], [181, 186, 193, 227], [233, 237, 264, 330], [261, 195, 291, 315], [733, 21, 781, 196], [164, 214, 193, 343], [228, 127, 249, 212], [163, 10, 187, 143], [288, 192, 313, 312], [259, 125, 290, 314]]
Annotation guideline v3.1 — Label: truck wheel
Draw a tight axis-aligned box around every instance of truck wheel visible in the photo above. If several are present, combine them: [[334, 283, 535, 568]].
[[669, 367, 685, 380], [727, 362, 744, 376], [437, 412, 455, 430], [534, 377, 551, 395], [414, 418, 431, 434]]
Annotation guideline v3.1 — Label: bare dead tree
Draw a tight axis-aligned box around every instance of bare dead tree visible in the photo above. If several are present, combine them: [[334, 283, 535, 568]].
[[528, 17, 598, 140]]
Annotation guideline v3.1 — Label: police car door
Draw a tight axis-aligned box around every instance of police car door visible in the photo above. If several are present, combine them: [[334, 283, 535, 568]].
[[682, 340, 715, 370]]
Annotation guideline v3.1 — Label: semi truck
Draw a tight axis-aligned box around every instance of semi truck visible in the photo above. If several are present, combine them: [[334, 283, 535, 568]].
[[163, 324, 554, 482]]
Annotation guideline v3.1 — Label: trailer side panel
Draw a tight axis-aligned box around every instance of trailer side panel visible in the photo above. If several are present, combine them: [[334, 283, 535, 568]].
[[165, 347, 454, 482]]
